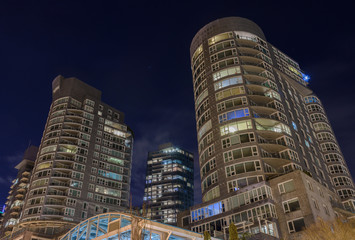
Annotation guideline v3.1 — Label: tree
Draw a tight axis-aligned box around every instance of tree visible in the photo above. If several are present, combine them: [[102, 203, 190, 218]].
[[203, 231, 211, 240], [229, 222, 239, 240], [302, 217, 355, 240]]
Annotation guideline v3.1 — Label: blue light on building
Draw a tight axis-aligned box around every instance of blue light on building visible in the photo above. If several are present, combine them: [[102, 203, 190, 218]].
[[302, 73, 310, 82]]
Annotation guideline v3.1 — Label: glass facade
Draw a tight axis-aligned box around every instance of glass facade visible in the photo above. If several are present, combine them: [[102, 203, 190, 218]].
[[143, 143, 194, 225], [61, 212, 210, 240]]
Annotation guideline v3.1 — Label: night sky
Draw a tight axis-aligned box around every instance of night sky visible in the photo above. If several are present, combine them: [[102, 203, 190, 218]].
[[1, 0, 355, 207]]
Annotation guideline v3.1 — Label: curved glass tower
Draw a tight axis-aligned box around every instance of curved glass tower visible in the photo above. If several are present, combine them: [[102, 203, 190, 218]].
[[183, 17, 355, 238]]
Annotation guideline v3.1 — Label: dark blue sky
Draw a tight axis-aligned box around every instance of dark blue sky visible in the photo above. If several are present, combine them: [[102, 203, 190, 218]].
[[0, 0, 355, 207]]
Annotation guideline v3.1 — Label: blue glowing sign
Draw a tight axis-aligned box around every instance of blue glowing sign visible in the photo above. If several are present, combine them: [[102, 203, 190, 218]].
[[302, 73, 310, 82]]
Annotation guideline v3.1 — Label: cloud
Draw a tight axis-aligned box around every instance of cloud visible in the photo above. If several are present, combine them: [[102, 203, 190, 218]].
[[3, 151, 23, 164], [0, 177, 7, 184]]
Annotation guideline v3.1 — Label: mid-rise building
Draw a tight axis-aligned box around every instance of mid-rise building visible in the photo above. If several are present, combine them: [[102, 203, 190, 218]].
[[0, 146, 38, 238], [10, 76, 133, 239], [178, 17, 355, 239], [143, 143, 194, 225]]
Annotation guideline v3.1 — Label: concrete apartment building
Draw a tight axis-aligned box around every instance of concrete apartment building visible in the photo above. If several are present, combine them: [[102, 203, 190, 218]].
[[6, 76, 134, 239], [178, 17, 355, 239], [0, 146, 38, 238], [143, 143, 194, 225]]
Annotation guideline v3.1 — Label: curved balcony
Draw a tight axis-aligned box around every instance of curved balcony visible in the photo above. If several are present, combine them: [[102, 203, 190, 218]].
[[61, 132, 80, 138], [44, 199, 66, 207], [237, 45, 260, 55], [22, 171, 31, 177], [59, 139, 78, 146], [255, 118, 291, 138], [10, 211, 20, 217], [261, 154, 292, 170], [53, 163, 73, 171], [241, 60, 272, 74], [63, 120, 82, 128], [11, 204, 22, 211], [52, 171, 71, 179], [251, 104, 278, 116], [15, 193, 24, 200], [62, 125, 81, 132], [241, 64, 267, 75], [243, 72, 271, 83], [236, 38, 259, 49], [245, 82, 275, 95], [50, 179, 70, 189], [20, 176, 29, 183], [65, 112, 83, 120], [17, 187, 26, 194], [42, 210, 65, 216], [57, 145, 77, 155], [246, 78, 278, 91], [247, 89, 280, 105], [47, 189, 66, 197], [258, 142, 288, 153]]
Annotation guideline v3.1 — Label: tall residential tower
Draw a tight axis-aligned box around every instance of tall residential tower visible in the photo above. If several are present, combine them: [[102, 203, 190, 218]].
[[143, 143, 194, 225], [178, 17, 355, 239], [0, 146, 38, 238], [13, 76, 133, 239]]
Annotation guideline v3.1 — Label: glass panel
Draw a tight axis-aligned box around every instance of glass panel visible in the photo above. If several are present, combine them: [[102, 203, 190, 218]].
[[108, 234, 119, 240], [88, 223, 97, 240], [121, 218, 131, 228]]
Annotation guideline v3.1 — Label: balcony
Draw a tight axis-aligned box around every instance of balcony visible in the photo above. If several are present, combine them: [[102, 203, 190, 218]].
[[258, 139, 288, 153], [253, 112, 281, 122], [50, 181, 70, 188], [65, 111, 83, 117], [57, 145, 77, 154], [261, 153, 292, 170], [42, 210, 64, 216], [10, 211, 20, 217], [64, 118, 82, 124], [236, 39, 259, 49], [11, 204, 22, 211], [59, 139, 78, 145], [55, 155, 75, 161], [53, 163, 73, 170], [22, 171, 31, 177], [45, 200, 66, 206], [15, 193, 24, 199], [52, 172, 71, 178], [17, 187, 26, 194], [62, 125, 81, 131], [47, 190, 66, 197], [20, 177, 29, 183], [61, 132, 80, 138], [331, 200, 355, 217]]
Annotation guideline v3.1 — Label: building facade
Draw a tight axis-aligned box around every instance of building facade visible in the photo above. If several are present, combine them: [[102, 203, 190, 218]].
[[11, 76, 133, 238], [143, 143, 194, 225], [179, 17, 355, 239], [0, 146, 38, 238]]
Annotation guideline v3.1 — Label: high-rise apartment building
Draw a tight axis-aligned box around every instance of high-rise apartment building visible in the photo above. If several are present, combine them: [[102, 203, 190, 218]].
[[178, 17, 355, 239], [143, 143, 194, 225], [0, 146, 38, 238], [11, 76, 133, 239]]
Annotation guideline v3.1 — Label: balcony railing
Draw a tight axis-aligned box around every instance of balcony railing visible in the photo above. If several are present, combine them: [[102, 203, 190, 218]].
[[52, 173, 71, 178], [47, 191, 66, 196], [50, 181, 70, 187], [45, 201, 66, 206]]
